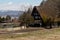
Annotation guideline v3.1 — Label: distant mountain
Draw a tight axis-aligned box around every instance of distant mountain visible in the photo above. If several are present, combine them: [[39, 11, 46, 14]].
[[0, 10, 24, 18]]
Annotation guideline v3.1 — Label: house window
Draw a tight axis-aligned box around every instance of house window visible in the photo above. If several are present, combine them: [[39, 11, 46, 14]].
[[35, 16, 38, 19], [34, 13, 39, 16], [34, 16, 40, 20]]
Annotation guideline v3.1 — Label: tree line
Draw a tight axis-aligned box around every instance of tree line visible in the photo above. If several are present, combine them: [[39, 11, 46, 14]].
[[0, 15, 11, 23]]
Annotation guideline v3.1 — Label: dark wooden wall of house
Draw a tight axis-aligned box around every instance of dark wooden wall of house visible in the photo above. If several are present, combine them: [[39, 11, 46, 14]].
[[31, 7, 44, 27]]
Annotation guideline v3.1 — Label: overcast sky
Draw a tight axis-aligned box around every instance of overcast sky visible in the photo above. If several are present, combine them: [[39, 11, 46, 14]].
[[0, 0, 42, 11]]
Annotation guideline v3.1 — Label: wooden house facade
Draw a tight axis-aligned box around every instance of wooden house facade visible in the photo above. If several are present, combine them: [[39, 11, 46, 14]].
[[31, 6, 44, 27]]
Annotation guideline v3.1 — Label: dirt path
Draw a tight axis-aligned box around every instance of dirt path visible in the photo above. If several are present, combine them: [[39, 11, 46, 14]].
[[0, 27, 43, 34]]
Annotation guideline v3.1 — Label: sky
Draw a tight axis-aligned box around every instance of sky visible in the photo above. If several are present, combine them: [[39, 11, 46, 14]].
[[0, 0, 42, 11]]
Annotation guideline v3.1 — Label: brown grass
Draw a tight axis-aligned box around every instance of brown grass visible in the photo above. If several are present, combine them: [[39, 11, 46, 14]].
[[0, 27, 60, 40]]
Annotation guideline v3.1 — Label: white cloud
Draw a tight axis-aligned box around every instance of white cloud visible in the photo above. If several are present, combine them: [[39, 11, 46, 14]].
[[8, 2, 13, 5], [0, 3, 33, 11]]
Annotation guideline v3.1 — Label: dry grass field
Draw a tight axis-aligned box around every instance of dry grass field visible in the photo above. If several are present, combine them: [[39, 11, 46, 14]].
[[0, 27, 60, 40]]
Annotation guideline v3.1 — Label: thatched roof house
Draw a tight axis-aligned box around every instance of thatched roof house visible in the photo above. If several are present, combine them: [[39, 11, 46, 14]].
[[31, 0, 60, 28], [32, 0, 60, 22]]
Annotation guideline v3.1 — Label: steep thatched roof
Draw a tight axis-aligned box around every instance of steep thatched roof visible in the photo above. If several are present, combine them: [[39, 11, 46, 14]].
[[32, 6, 52, 20], [41, 0, 60, 21], [32, 0, 60, 22]]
